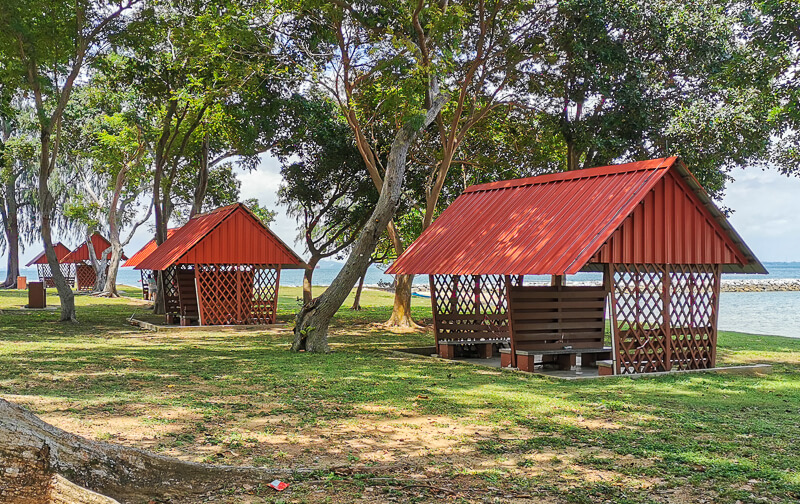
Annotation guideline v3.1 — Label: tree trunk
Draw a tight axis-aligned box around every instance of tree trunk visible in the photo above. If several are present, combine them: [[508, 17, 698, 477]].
[[385, 221, 419, 328], [101, 246, 122, 297], [38, 131, 76, 322], [303, 256, 320, 305], [85, 236, 107, 293], [190, 132, 209, 218], [566, 139, 579, 172], [351, 269, 366, 310], [291, 91, 447, 352], [385, 273, 415, 325], [0, 398, 292, 504], [1, 172, 21, 288], [2, 220, 20, 289], [2, 229, 20, 288]]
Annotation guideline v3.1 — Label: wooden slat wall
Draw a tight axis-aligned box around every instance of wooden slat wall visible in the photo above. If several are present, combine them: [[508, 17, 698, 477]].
[[508, 286, 607, 351], [176, 267, 199, 318]]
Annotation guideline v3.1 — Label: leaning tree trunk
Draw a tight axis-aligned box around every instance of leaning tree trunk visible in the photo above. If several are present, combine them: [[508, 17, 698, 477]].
[[291, 91, 447, 352], [0, 398, 296, 503], [38, 132, 76, 322]]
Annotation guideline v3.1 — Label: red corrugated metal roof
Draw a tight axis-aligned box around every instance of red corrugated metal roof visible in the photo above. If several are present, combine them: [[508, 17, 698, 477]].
[[122, 229, 178, 268], [62, 233, 126, 263], [137, 203, 305, 270], [25, 243, 72, 266], [387, 157, 765, 276]]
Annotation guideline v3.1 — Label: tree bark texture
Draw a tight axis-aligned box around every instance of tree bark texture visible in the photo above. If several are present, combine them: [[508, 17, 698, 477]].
[[385, 273, 415, 325], [0, 398, 291, 503], [351, 270, 366, 310], [302, 256, 320, 305], [1, 212, 20, 289], [190, 132, 209, 218], [38, 132, 76, 322], [101, 246, 122, 297], [291, 92, 447, 352], [1, 167, 22, 288]]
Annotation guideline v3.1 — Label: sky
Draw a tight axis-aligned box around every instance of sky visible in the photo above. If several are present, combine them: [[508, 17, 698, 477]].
[[14, 154, 800, 266]]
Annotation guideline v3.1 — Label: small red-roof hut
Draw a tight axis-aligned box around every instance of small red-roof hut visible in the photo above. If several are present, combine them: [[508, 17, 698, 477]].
[[25, 242, 75, 288], [62, 233, 127, 291], [137, 203, 305, 325], [123, 229, 178, 299], [388, 157, 765, 375]]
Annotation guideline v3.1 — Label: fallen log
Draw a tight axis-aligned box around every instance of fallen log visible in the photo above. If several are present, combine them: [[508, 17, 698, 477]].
[[0, 398, 289, 503]]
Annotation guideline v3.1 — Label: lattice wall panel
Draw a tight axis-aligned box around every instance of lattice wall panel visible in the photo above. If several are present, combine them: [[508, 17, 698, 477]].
[[75, 264, 96, 291], [430, 274, 511, 343], [611, 264, 668, 374], [611, 263, 721, 374], [61, 264, 75, 288], [195, 264, 279, 325], [36, 264, 75, 288], [162, 266, 181, 314], [140, 270, 151, 300], [669, 264, 719, 370]]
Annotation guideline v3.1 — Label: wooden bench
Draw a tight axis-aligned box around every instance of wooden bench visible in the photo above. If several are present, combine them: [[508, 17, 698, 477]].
[[500, 347, 613, 372], [437, 339, 509, 359]]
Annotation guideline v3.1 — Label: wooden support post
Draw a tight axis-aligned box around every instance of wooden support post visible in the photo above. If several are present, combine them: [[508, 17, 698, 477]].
[[504, 275, 517, 369], [273, 265, 281, 325], [236, 267, 242, 324], [194, 266, 203, 326], [663, 265, 672, 371], [429, 275, 442, 355], [710, 265, 721, 368], [608, 264, 620, 375]]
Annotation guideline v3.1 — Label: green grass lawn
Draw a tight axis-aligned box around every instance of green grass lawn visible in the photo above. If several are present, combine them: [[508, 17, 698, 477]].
[[1, 286, 799, 503]]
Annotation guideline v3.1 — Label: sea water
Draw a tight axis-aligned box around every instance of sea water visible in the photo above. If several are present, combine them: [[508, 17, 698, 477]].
[[4, 261, 800, 338]]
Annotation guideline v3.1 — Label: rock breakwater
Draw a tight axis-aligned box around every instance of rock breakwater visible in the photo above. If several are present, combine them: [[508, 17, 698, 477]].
[[721, 279, 800, 292]]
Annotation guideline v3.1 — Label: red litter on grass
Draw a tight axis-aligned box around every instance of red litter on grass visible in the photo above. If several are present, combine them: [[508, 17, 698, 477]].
[[269, 480, 289, 491]]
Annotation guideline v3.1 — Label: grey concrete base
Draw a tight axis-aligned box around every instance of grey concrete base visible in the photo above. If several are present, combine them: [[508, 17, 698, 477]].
[[391, 347, 773, 380]]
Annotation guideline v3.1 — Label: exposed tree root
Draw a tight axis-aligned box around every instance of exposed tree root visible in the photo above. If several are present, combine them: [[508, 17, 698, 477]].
[[0, 398, 295, 503], [92, 291, 120, 298]]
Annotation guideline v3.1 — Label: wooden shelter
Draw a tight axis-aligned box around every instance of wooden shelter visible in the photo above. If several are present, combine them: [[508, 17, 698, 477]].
[[62, 233, 125, 291], [123, 229, 178, 299], [137, 203, 305, 326], [387, 157, 766, 375], [25, 243, 75, 288]]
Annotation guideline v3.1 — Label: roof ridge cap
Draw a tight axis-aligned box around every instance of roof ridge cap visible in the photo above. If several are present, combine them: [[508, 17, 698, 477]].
[[465, 157, 676, 193]]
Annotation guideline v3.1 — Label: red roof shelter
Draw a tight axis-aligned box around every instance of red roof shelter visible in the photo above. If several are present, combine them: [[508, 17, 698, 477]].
[[388, 157, 765, 375], [25, 242, 74, 288], [123, 229, 178, 300], [137, 203, 305, 326], [62, 233, 127, 291]]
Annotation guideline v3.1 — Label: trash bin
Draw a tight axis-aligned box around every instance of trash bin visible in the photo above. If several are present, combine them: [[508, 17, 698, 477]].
[[17, 276, 27, 290], [28, 281, 46, 308]]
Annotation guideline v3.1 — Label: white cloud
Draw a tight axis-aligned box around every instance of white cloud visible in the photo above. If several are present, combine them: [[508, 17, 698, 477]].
[[236, 154, 303, 251], [722, 168, 800, 262]]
